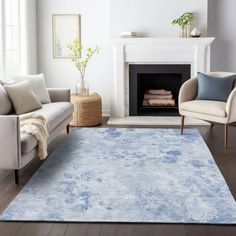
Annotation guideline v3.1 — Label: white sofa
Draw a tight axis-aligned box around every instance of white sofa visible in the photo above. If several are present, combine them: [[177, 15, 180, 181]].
[[0, 86, 74, 183]]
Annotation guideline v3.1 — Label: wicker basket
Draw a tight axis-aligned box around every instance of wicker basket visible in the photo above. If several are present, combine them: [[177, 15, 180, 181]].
[[70, 92, 102, 127]]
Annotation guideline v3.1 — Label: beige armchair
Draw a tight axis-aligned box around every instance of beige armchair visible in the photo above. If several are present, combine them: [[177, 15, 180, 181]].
[[179, 72, 236, 148]]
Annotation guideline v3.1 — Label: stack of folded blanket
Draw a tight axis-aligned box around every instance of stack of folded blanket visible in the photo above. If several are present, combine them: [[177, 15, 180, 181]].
[[143, 89, 175, 106]]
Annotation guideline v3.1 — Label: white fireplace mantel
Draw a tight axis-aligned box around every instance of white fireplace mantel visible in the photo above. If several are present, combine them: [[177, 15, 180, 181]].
[[110, 37, 215, 118]]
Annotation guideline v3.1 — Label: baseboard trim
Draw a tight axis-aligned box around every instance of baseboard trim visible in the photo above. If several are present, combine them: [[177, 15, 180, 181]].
[[107, 116, 210, 126]]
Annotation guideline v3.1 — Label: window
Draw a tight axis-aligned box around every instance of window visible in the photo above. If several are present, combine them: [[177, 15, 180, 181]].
[[0, 0, 22, 80]]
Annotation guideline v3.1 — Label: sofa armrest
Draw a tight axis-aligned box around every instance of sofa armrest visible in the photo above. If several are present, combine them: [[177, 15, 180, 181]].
[[0, 115, 21, 169], [47, 88, 71, 102], [179, 77, 198, 105], [226, 87, 236, 123]]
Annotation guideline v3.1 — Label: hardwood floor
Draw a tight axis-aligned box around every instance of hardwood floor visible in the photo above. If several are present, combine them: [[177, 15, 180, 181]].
[[0, 118, 236, 236]]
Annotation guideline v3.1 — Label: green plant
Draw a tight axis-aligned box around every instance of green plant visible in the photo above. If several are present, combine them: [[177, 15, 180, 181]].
[[171, 12, 194, 27], [67, 39, 100, 87]]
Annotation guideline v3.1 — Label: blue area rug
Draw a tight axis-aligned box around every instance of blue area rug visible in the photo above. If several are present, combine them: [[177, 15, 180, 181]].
[[1, 128, 236, 224]]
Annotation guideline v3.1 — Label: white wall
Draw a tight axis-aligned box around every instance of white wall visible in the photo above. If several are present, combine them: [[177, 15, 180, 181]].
[[110, 0, 208, 37], [208, 0, 236, 72], [37, 0, 208, 115], [37, 0, 111, 115]]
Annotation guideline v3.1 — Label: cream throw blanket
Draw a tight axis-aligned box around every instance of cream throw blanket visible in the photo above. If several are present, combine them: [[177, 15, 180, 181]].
[[20, 114, 49, 160]]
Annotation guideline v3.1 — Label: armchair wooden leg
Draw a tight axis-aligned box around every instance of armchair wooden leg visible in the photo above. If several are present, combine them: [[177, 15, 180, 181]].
[[14, 169, 19, 185], [224, 124, 229, 148], [181, 116, 185, 134], [67, 125, 70, 134], [210, 123, 215, 130]]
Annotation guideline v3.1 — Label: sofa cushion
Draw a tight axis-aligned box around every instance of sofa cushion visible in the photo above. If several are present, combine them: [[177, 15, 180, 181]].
[[4, 81, 42, 115], [196, 72, 236, 102], [180, 100, 227, 118], [0, 84, 12, 115], [23, 102, 73, 132], [20, 102, 73, 154], [21, 133, 38, 154], [12, 74, 51, 104]]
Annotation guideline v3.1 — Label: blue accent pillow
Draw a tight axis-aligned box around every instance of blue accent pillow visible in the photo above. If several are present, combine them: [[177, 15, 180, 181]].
[[196, 72, 236, 102]]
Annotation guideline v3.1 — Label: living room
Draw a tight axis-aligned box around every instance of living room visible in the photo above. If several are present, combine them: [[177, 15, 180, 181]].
[[0, 0, 236, 235]]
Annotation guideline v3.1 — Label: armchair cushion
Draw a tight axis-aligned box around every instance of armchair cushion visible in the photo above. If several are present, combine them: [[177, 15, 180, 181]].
[[180, 100, 227, 118], [196, 72, 236, 102]]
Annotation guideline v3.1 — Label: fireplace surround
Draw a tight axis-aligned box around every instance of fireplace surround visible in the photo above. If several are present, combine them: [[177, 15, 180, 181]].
[[110, 37, 215, 119]]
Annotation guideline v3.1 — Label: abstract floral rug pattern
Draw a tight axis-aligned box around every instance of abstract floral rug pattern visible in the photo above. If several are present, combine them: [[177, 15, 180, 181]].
[[1, 128, 236, 223]]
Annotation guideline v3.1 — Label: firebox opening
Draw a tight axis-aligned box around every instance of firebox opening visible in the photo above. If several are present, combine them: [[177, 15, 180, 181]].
[[129, 64, 191, 116]]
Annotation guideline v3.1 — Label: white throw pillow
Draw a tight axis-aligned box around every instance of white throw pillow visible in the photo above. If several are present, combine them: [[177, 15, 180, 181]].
[[12, 74, 51, 104], [4, 81, 42, 115]]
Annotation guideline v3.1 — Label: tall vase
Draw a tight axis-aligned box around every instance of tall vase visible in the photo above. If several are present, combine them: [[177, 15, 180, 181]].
[[179, 26, 187, 38], [76, 77, 89, 97], [186, 22, 192, 38], [179, 23, 191, 38]]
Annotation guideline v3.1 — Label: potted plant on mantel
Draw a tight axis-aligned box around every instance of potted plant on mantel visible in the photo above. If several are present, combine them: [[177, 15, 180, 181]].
[[68, 39, 100, 97], [171, 12, 194, 38]]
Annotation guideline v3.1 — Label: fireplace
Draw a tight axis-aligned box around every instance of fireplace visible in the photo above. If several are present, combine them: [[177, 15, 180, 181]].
[[109, 37, 215, 119], [129, 64, 191, 116]]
